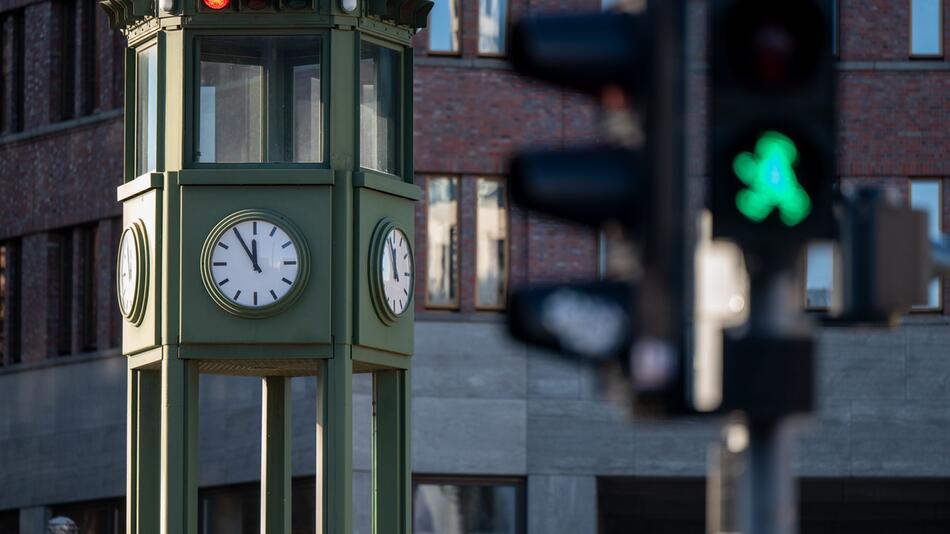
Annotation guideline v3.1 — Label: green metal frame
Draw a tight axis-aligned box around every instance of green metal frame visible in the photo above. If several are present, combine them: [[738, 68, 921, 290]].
[[113, 4, 421, 533]]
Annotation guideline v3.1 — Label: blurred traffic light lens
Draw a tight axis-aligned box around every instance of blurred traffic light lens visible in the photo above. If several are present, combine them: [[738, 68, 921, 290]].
[[202, 0, 230, 9], [724, 0, 823, 89], [733, 131, 811, 227], [244, 0, 269, 8]]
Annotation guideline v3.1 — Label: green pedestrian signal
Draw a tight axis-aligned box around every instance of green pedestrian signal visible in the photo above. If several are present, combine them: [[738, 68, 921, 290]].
[[733, 131, 811, 227]]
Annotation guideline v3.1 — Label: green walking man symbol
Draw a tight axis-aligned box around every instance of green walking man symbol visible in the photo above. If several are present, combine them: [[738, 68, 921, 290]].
[[733, 131, 812, 227]]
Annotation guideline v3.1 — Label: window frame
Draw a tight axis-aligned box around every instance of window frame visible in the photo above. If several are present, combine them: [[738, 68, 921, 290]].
[[476, 0, 511, 57], [909, 0, 944, 59], [185, 30, 331, 170], [424, 175, 462, 310], [474, 176, 509, 311], [910, 178, 944, 312], [427, 0, 462, 57], [412, 475, 526, 534]]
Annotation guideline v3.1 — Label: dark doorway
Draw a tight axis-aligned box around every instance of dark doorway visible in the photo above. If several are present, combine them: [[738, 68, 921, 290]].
[[599, 477, 950, 534]]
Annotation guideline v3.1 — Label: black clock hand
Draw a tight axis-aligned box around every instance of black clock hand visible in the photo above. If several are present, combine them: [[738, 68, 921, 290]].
[[389, 243, 399, 282], [251, 239, 261, 273], [233, 228, 262, 273]]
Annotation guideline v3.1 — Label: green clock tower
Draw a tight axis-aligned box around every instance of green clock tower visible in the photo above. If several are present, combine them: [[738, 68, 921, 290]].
[[100, 0, 431, 529]]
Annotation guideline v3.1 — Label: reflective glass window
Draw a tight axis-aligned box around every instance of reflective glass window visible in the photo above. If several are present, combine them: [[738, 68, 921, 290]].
[[426, 176, 459, 308], [475, 178, 507, 309], [805, 242, 835, 309], [360, 41, 401, 174], [911, 0, 942, 57], [413, 479, 524, 534], [136, 45, 157, 175], [478, 0, 507, 54], [197, 36, 323, 163], [429, 0, 460, 53], [911, 180, 942, 309], [49, 498, 124, 534]]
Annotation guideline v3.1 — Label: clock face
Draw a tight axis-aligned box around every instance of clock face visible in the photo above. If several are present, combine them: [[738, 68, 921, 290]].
[[380, 227, 413, 316], [118, 229, 138, 317], [209, 219, 301, 309]]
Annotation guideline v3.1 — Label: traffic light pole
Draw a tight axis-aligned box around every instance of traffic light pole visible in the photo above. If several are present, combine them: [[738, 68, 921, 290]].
[[727, 247, 811, 534], [738, 418, 798, 534]]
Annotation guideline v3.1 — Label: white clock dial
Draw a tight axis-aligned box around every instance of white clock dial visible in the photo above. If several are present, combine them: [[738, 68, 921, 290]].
[[381, 227, 413, 315], [118, 229, 138, 316], [209, 219, 301, 309]]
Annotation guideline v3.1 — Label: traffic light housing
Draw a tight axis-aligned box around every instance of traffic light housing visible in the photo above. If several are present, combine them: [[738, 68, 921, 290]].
[[506, 1, 692, 415], [710, 0, 836, 248]]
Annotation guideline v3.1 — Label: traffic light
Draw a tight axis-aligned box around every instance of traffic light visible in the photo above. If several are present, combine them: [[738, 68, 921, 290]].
[[710, 0, 836, 248], [506, 1, 691, 415]]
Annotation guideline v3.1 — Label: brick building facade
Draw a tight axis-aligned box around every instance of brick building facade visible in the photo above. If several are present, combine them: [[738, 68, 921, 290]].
[[0, 0, 948, 533]]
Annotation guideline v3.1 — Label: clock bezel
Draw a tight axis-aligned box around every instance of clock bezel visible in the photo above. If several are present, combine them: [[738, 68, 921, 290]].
[[200, 208, 311, 319], [369, 218, 414, 325], [116, 219, 150, 326]]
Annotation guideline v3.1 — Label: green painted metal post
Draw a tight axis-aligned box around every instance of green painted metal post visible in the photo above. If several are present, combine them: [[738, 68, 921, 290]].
[[129, 367, 162, 534], [160, 353, 199, 534], [262, 376, 292, 534], [318, 356, 353, 534], [373, 369, 411, 534]]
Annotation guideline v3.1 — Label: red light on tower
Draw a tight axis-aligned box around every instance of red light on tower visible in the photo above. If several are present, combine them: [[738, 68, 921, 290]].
[[202, 0, 230, 9]]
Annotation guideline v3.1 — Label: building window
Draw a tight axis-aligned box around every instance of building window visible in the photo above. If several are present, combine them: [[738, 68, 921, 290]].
[[1, 10, 26, 134], [475, 177, 508, 309], [429, 0, 460, 54], [200, 483, 259, 534], [197, 479, 317, 534], [136, 44, 158, 175], [413, 476, 525, 534], [426, 176, 460, 308], [360, 40, 401, 175], [49, 498, 124, 534], [478, 0, 508, 55], [52, 230, 74, 356], [56, 0, 77, 121], [0, 241, 21, 366], [910, 0, 943, 57], [911, 179, 942, 310], [805, 242, 835, 309], [79, 0, 98, 116], [78, 225, 98, 352], [196, 36, 323, 164]]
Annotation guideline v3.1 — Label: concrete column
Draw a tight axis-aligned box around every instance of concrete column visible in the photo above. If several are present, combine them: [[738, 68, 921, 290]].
[[19, 506, 47, 534], [527, 475, 597, 534]]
